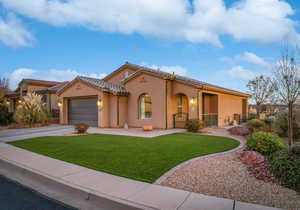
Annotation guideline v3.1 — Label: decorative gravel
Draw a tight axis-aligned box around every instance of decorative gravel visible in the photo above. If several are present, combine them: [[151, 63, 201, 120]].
[[160, 128, 300, 210]]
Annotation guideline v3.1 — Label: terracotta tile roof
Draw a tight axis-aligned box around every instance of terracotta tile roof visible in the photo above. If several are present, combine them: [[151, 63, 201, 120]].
[[121, 62, 249, 97], [20, 79, 63, 87], [78, 76, 129, 95], [35, 82, 69, 94], [57, 76, 129, 95]]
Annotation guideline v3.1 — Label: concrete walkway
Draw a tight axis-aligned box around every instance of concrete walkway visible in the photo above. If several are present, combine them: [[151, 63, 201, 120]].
[[0, 126, 185, 142], [0, 143, 282, 210], [0, 125, 74, 142], [85, 128, 185, 138]]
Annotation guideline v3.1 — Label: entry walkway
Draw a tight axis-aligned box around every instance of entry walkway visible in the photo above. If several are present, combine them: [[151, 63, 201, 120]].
[[0, 143, 281, 210]]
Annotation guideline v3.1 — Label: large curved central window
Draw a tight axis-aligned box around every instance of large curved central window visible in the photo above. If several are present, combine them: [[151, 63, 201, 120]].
[[139, 94, 152, 119]]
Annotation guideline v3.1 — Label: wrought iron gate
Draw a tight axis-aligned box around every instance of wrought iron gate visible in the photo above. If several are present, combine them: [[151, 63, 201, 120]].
[[173, 112, 188, 128]]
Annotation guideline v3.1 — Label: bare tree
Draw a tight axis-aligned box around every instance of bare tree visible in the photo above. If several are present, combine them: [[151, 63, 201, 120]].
[[272, 47, 300, 145], [247, 75, 276, 118], [0, 77, 9, 91]]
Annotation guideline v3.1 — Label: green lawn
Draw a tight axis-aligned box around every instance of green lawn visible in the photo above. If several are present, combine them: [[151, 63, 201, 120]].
[[9, 133, 239, 183]]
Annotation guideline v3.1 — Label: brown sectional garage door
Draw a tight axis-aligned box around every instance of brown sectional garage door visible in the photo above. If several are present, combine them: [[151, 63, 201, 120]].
[[68, 98, 98, 127]]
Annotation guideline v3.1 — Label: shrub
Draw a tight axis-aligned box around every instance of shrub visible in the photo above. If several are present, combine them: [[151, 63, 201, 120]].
[[227, 126, 250, 136], [186, 119, 204, 132], [247, 131, 285, 155], [269, 143, 300, 193], [14, 93, 48, 127], [273, 110, 300, 140], [246, 119, 266, 132], [0, 105, 13, 126], [75, 123, 89, 134]]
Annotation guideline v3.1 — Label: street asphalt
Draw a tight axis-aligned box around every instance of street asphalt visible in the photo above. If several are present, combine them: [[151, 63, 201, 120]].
[[0, 175, 77, 210]]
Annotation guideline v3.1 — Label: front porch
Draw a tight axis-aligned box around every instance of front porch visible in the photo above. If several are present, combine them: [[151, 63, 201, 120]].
[[172, 92, 219, 128]]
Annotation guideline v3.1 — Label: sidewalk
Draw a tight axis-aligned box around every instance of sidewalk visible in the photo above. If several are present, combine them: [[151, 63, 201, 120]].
[[0, 143, 282, 210]]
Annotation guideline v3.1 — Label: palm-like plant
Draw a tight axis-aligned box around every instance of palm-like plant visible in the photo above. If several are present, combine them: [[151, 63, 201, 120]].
[[14, 93, 48, 127]]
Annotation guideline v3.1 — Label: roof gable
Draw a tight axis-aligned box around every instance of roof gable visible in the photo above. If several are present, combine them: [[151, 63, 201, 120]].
[[57, 76, 129, 96], [120, 63, 249, 97]]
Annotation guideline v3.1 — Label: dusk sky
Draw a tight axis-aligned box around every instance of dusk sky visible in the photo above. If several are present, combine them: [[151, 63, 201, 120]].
[[0, 0, 299, 91]]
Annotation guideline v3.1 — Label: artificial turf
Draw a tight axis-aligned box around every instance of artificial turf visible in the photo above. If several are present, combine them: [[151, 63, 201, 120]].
[[9, 133, 239, 183]]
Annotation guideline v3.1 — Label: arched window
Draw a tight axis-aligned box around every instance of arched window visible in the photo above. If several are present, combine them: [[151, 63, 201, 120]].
[[139, 94, 152, 119]]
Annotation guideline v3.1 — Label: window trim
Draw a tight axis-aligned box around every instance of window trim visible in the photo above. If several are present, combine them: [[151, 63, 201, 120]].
[[138, 94, 152, 120]]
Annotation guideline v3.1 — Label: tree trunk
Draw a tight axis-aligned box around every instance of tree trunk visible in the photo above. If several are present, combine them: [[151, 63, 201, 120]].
[[256, 104, 261, 119], [288, 102, 294, 145]]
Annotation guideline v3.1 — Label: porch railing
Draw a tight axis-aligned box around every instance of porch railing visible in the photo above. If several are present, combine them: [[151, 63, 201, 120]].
[[173, 112, 189, 128], [200, 113, 218, 127]]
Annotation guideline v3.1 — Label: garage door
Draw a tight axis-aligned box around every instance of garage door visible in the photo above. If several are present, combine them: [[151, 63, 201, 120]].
[[68, 98, 98, 127]]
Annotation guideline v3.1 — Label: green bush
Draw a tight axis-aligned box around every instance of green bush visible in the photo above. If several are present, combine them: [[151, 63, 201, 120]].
[[0, 104, 13, 125], [75, 123, 89, 134], [246, 119, 266, 132], [273, 110, 300, 141], [269, 143, 300, 193], [186, 120, 204, 132], [247, 131, 285, 155], [14, 93, 48, 127]]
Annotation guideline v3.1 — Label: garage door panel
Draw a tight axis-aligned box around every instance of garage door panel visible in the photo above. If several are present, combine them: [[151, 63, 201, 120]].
[[68, 98, 98, 127]]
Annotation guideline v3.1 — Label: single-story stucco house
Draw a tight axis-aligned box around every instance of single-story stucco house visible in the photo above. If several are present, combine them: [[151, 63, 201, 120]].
[[57, 62, 249, 128], [5, 79, 68, 116]]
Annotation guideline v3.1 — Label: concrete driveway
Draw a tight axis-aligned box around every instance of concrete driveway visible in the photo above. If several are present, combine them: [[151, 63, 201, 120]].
[[0, 125, 74, 142]]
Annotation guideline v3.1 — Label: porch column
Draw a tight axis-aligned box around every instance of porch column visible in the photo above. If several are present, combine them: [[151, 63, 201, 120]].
[[198, 91, 203, 120], [99, 91, 109, 128], [59, 97, 68, 125]]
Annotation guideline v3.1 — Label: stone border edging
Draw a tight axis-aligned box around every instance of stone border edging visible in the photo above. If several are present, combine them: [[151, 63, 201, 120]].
[[154, 134, 245, 185]]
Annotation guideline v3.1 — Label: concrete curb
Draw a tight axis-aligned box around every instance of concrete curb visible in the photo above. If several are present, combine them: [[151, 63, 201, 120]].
[[0, 155, 153, 210], [154, 134, 245, 185]]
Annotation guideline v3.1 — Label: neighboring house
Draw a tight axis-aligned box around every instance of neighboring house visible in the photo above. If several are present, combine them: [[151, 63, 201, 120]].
[[249, 104, 288, 117], [5, 79, 68, 116], [57, 62, 249, 128]]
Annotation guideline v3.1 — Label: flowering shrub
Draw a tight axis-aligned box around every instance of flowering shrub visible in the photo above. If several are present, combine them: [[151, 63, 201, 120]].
[[75, 123, 89, 134], [241, 151, 277, 183], [227, 126, 250, 136], [14, 93, 47, 127]]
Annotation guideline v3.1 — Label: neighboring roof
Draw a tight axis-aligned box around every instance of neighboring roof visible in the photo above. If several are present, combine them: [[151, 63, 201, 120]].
[[119, 63, 249, 97], [19, 79, 63, 87], [57, 76, 129, 95], [3, 90, 19, 97], [35, 82, 69, 94]]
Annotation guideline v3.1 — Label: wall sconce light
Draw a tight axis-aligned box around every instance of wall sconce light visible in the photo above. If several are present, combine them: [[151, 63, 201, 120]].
[[18, 100, 22, 104], [190, 97, 196, 105], [6, 101, 10, 105], [97, 99, 103, 107], [58, 102, 62, 107]]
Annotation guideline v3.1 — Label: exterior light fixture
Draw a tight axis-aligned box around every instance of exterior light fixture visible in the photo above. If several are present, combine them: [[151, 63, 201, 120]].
[[6, 101, 10, 105], [18, 100, 22, 103], [190, 97, 196, 105], [58, 102, 62, 107], [97, 99, 103, 107]]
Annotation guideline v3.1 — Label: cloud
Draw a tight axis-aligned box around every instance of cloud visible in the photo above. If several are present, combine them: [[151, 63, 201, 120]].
[[142, 63, 188, 76], [8, 68, 107, 89], [225, 66, 256, 80], [0, 13, 33, 47], [220, 51, 271, 67], [0, 0, 298, 46]]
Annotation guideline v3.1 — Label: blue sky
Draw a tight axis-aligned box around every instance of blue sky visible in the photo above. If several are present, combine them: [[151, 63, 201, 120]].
[[0, 0, 299, 91]]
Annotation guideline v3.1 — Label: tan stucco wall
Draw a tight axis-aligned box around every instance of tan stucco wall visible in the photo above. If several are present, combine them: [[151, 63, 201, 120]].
[[172, 81, 199, 119], [106, 68, 137, 85], [58, 80, 100, 126], [202, 90, 247, 126], [125, 73, 166, 129]]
